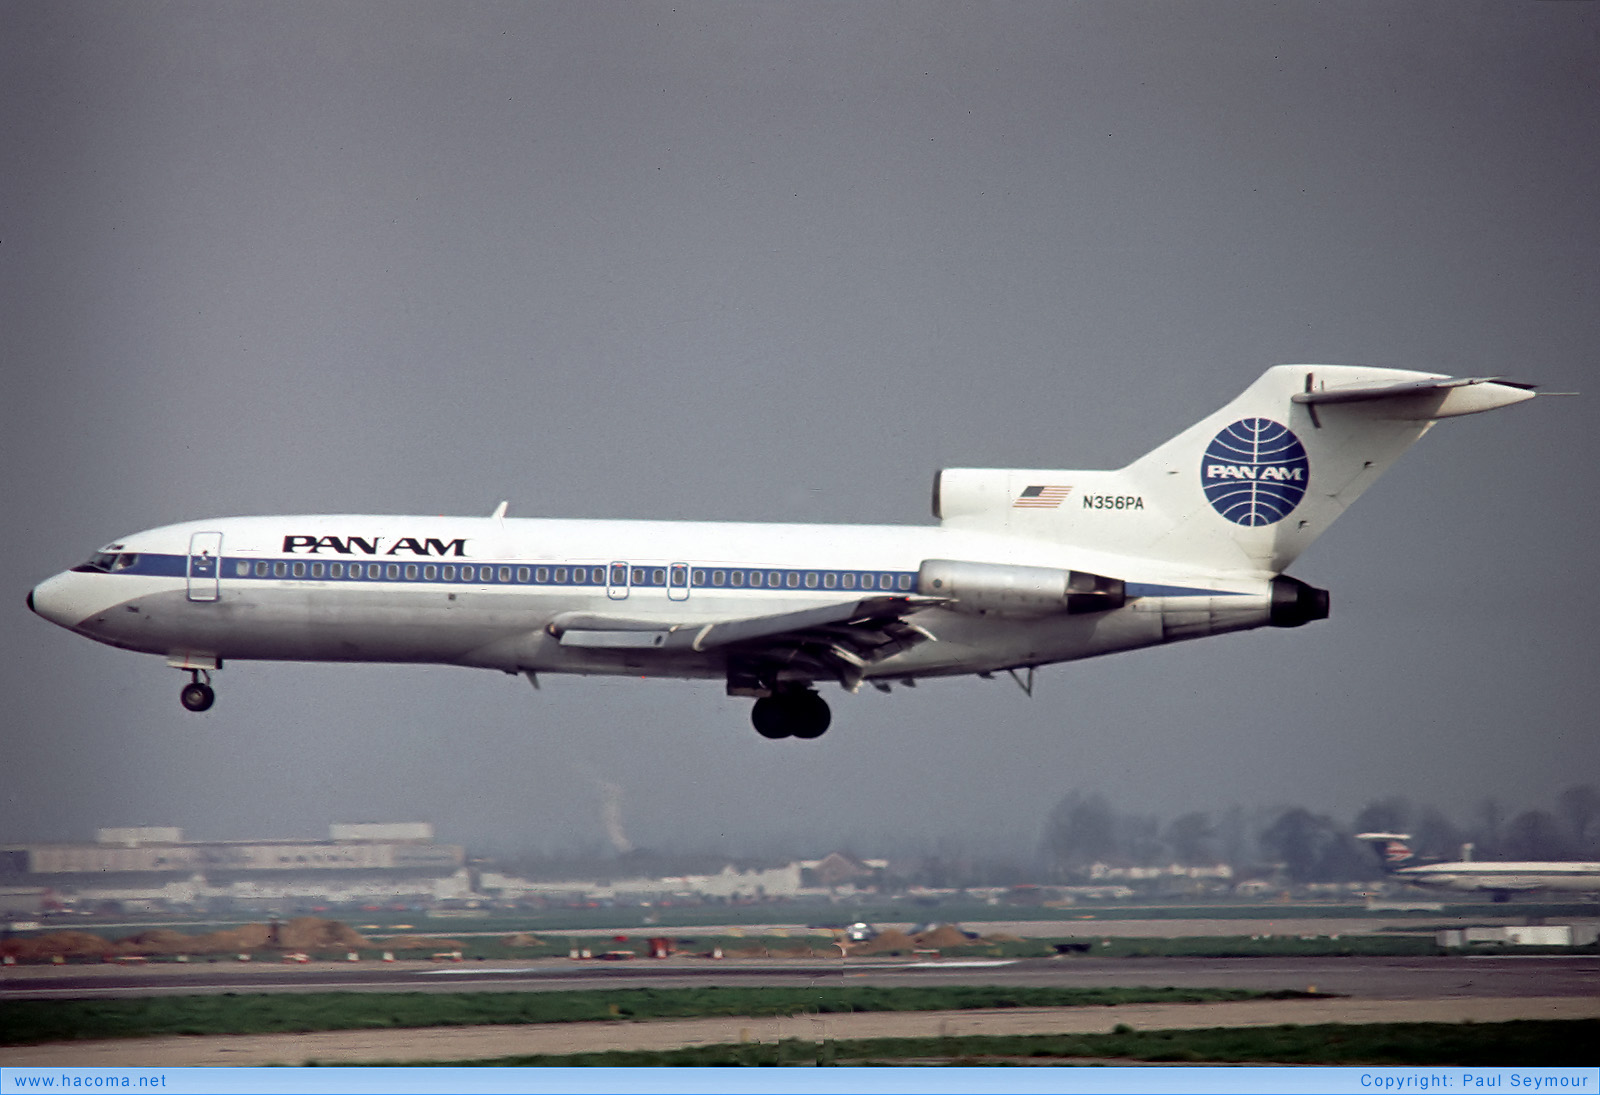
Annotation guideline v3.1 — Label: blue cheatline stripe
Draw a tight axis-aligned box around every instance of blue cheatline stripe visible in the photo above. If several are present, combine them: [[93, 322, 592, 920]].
[[114, 553, 922, 595], [104, 554, 1238, 599]]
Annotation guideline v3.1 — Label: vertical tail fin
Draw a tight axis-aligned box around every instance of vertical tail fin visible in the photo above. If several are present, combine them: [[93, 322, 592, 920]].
[[1355, 831, 1418, 872], [935, 365, 1535, 576], [1120, 365, 1535, 574]]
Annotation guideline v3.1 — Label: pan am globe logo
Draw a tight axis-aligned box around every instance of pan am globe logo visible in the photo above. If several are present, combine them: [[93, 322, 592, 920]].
[[1201, 418, 1310, 526]]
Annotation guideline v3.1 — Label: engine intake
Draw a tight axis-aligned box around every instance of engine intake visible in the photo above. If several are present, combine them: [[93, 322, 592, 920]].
[[917, 559, 1125, 616]]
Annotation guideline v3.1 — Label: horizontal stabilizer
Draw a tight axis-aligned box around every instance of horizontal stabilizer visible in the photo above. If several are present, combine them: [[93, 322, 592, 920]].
[[1292, 375, 1536, 419]]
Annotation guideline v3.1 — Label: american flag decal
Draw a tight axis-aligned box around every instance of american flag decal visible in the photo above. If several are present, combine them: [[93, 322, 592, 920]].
[[1013, 485, 1072, 509]]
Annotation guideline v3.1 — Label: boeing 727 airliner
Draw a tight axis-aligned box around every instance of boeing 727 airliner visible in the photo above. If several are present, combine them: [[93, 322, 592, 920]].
[[28, 365, 1539, 739], [1357, 833, 1600, 901]]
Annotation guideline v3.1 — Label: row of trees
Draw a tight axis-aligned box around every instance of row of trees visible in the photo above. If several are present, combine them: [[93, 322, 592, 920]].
[[1035, 785, 1600, 884]]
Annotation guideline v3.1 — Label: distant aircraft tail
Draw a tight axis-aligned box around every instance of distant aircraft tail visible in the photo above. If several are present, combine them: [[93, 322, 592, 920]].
[[1355, 831, 1418, 872], [935, 365, 1537, 576]]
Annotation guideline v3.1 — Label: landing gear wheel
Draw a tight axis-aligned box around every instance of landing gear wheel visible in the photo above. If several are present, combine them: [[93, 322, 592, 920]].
[[750, 689, 831, 740], [789, 691, 831, 739], [751, 696, 791, 739], [180, 681, 215, 712]]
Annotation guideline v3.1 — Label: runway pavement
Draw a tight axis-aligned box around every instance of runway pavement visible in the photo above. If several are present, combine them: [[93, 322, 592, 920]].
[[5, 951, 1600, 1000], [5, 916, 1596, 1066]]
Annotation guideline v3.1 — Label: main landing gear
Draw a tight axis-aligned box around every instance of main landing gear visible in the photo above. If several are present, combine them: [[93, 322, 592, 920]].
[[751, 687, 831, 740], [180, 669, 215, 712]]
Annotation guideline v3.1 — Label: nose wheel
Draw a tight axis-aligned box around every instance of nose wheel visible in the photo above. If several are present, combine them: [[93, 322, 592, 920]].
[[180, 670, 215, 712]]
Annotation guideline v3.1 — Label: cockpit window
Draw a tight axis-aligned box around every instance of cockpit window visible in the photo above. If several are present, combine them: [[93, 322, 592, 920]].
[[73, 552, 137, 573]]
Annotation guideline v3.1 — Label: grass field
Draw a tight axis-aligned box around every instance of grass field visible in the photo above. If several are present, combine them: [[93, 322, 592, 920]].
[[0, 985, 1311, 1046]]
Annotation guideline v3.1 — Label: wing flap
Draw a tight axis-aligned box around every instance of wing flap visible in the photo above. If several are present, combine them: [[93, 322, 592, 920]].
[[549, 596, 944, 653]]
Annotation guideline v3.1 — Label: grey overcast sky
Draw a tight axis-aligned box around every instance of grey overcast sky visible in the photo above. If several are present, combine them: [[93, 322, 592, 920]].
[[3, 2, 1596, 858]]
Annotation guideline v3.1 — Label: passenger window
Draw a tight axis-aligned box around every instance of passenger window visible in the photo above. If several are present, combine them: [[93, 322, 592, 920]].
[[731, 571, 745, 587], [842, 572, 857, 589], [311, 562, 325, 579], [671, 565, 688, 587], [274, 562, 287, 578], [292, 562, 306, 578], [255, 561, 269, 578], [653, 568, 666, 585], [804, 572, 818, 588], [591, 567, 605, 584], [405, 564, 418, 580], [713, 570, 726, 586], [535, 567, 548, 583], [898, 574, 912, 591], [553, 567, 566, 583], [767, 572, 780, 588], [386, 564, 400, 580], [517, 567, 530, 583], [823, 572, 837, 589], [234, 561, 249, 577], [441, 565, 455, 581], [330, 563, 344, 578], [785, 572, 799, 588], [499, 566, 512, 583], [367, 563, 382, 579], [860, 574, 874, 590], [691, 568, 706, 586], [631, 567, 646, 585], [882, 573, 894, 589], [424, 564, 437, 581]]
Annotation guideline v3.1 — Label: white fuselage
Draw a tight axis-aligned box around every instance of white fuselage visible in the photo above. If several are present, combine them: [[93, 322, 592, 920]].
[[1392, 862, 1600, 896], [28, 513, 1276, 685]]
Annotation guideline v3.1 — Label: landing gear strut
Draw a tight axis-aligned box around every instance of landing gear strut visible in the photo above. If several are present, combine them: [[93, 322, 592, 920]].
[[751, 687, 831, 740], [180, 669, 215, 712]]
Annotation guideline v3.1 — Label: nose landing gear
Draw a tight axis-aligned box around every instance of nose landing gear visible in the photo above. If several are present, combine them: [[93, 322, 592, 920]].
[[180, 669, 215, 712]]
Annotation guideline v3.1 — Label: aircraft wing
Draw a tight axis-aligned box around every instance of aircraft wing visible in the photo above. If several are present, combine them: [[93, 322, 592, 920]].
[[547, 595, 945, 689]]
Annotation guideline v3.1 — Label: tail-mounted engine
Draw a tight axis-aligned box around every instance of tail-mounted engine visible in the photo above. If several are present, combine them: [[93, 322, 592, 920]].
[[917, 559, 1125, 617], [1268, 575, 1330, 627]]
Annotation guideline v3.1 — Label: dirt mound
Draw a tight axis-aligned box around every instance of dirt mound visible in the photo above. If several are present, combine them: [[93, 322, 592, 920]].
[[1, 930, 115, 961], [849, 928, 917, 955], [110, 929, 196, 955], [277, 918, 367, 951], [0, 918, 373, 963], [912, 924, 973, 949], [192, 924, 274, 953], [502, 933, 543, 947]]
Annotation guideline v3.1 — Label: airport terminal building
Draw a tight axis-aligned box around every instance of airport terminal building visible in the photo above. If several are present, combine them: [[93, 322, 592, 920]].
[[0, 824, 469, 914]]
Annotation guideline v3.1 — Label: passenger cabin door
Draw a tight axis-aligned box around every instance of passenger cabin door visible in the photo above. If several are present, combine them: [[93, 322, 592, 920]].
[[607, 561, 630, 601], [668, 563, 690, 602], [186, 532, 223, 602]]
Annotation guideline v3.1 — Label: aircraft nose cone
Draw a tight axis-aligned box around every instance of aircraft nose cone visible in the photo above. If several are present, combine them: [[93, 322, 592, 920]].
[[28, 572, 100, 630]]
